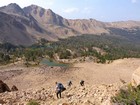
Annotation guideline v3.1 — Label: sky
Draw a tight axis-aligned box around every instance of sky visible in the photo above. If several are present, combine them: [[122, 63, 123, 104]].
[[0, 0, 140, 22]]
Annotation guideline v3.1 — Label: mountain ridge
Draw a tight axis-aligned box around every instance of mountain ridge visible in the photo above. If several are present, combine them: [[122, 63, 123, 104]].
[[0, 3, 140, 46]]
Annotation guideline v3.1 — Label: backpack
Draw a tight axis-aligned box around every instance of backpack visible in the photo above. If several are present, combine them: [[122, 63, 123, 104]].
[[58, 83, 66, 92]]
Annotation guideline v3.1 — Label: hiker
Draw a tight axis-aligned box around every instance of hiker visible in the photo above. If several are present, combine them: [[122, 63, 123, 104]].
[[67, 80, 72, 87], [80, 80, 84, 86], [55, 82, 66, 99]]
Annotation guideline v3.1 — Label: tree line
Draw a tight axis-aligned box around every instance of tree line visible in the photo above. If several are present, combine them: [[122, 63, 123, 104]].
[[0, 34, 140, 65]]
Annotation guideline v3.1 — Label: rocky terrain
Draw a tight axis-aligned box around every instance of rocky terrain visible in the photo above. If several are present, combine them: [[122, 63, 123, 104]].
[[0, 3, 140, 45], [0, 83, 121, 105], [0, 58, 140, 105]]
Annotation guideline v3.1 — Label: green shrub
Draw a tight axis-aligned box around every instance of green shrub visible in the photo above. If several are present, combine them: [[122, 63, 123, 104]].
[[111, 84, 140, 105], [26, 100, 39, 105]]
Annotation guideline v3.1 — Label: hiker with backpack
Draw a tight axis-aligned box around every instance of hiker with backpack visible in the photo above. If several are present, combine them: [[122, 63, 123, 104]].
[[55, 82, 66, 99], [67, 80, 72, 87], [80, 80, 85, 86]]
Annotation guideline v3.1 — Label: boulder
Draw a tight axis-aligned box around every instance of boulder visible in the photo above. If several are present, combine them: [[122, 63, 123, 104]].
[[11, 85, 18, 91], [131, 67, 140, 86], [0, 80, 11, 93], [0, 99, 6, 104]]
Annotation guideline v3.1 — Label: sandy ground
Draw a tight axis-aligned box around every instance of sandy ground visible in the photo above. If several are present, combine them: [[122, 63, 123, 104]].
[[73, 58, 140, 85], [0, 58, 140, 90]]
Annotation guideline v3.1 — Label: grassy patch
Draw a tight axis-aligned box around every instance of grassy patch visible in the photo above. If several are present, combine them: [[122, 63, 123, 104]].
[[26, 100, 39, 105], [112, 84, 140, 105]]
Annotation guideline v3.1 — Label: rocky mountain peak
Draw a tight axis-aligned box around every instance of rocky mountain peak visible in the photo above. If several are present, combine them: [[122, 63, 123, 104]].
[[0, 3, 26, 16], [7, 3, 20, 8], [23, 5, 51, 16], [23, 5, 64, 26]]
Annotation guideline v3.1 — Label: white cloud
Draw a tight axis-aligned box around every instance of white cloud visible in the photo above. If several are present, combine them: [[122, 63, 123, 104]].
[[63, 8, 79, 13], [131, 0, 138, 3]]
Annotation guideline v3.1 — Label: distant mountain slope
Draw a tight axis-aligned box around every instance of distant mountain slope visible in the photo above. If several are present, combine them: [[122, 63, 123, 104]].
[[0, 12, 35, 46], [0, 3, 140, 46], [67, 19, 109, 34], [23, 5, 79, 38]]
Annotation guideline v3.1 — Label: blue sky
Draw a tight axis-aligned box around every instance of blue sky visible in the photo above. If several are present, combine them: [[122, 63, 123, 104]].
[[0, 0, 140, 22]]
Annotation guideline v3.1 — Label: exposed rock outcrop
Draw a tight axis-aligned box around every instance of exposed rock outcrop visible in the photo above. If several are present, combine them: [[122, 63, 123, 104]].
[[131, 67, 140, 86]]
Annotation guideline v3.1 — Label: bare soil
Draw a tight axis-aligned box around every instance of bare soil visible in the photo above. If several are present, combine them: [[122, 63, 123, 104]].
[[0, 58, 140, 90]]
